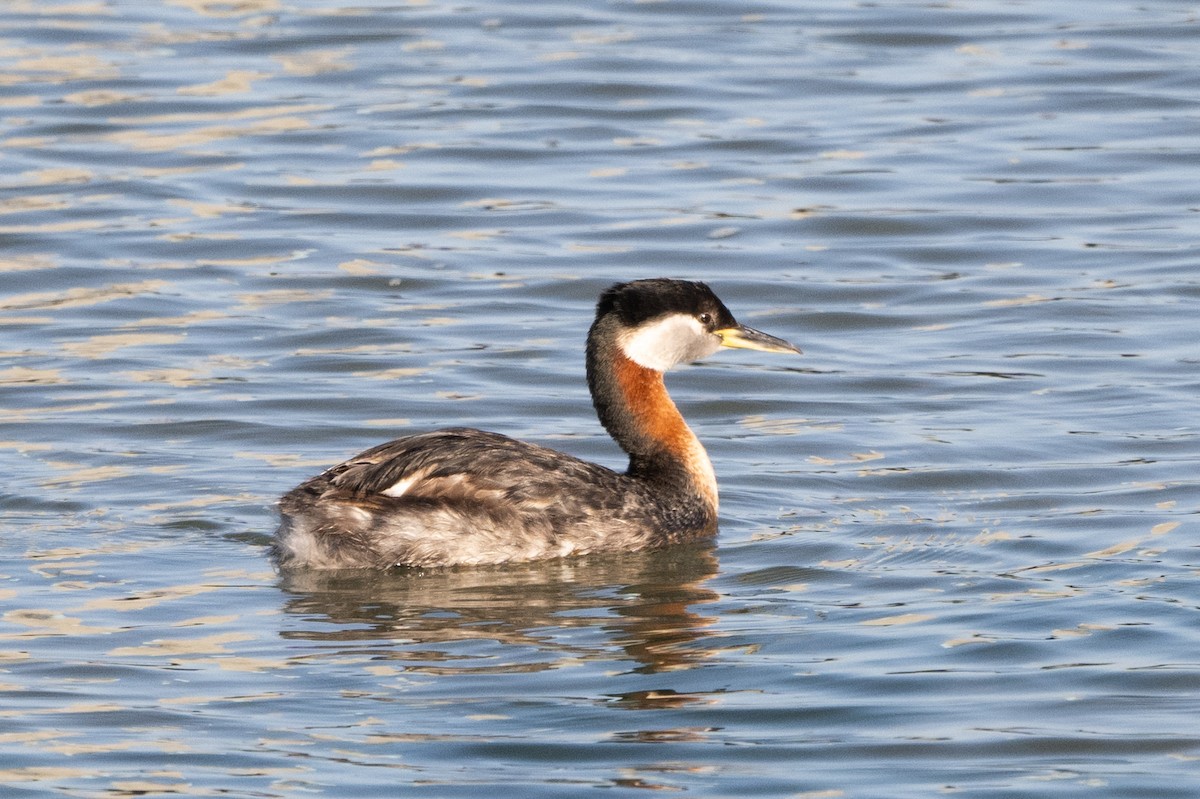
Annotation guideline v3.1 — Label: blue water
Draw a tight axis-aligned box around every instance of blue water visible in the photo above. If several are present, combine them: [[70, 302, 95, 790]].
[[1, 1, 1197, 796]]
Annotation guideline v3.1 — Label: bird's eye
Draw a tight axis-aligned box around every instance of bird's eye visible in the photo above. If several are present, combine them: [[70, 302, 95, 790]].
[[698, 312, 713, 326]]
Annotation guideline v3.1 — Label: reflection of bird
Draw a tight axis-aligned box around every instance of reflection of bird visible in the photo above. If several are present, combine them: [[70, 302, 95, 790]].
[[275, 279, 800, 569], [278, 542, 722, 675]]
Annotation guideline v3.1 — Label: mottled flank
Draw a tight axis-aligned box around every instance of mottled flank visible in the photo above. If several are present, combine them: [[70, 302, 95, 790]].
[[276, 428, 697, 568]]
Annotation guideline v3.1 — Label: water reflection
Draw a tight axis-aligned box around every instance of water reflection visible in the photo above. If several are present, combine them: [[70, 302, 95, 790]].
[[277, 543, 719, 675]]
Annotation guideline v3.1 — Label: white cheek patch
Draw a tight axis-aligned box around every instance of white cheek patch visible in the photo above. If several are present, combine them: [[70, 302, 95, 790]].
[[619, 314, 715, 372]]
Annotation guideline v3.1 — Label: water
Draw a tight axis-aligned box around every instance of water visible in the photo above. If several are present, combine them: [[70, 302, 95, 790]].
[[1, 0, 1197, 796]]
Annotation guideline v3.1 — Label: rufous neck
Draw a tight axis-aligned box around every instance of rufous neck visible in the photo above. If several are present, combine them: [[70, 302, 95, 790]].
[[586, 330, 717, 510]]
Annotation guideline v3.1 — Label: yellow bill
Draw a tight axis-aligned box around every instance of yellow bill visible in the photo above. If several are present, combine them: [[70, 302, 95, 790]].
[[715, 324, 802, 355]]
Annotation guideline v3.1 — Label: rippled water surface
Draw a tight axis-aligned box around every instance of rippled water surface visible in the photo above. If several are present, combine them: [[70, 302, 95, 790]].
[[2, 1, 1198, 796]]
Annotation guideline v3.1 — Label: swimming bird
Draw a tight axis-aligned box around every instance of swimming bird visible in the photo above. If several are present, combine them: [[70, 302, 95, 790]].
[[274, 278, 800, 569]]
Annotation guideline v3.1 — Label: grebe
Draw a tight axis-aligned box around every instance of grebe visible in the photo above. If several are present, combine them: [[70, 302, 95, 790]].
[[275, 278, 800, 569]]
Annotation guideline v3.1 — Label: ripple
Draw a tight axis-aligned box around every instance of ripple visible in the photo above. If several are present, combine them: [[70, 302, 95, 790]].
[[0, 1, 1198, 797]]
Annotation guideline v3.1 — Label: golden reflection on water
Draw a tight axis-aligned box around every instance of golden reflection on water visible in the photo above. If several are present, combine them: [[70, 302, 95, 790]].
[[0, 542, 727, 794]]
